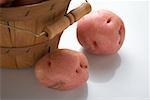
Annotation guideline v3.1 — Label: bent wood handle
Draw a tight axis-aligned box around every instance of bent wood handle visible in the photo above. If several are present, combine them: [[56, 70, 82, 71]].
[[44, 3, 91, 39]]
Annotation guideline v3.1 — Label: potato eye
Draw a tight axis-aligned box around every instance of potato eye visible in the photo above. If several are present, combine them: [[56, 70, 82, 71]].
[[76, 70, 79, 73], [107, 18, 111, 23], [93, 41, 98, 48], [80, 63, 88, 68], [48, 61, 51, 66]]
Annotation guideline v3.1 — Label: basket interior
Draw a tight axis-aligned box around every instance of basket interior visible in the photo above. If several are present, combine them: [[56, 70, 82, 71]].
[[0, 0, 71, 21]]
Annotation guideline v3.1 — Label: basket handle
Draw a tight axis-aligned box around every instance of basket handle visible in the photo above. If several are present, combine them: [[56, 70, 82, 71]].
[[44, 2, 91, 39]]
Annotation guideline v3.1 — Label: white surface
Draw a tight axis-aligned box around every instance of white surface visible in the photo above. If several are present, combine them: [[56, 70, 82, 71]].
[[0, 1, 149, 100]]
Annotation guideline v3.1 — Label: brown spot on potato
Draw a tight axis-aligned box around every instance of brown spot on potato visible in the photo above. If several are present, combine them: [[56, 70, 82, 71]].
[[84, 65, 88, 68], [48, 61, 51, 66], [93, 41, 98, 48], [48, 47, 51, 52], [48, 86, 51, 88], [118, 25, 123, 45], [51, 81, 65, 89], [119, 25, 123, 35], [80, 64, 83, 68], [119, 40, 121, 45], [107, 18, 111, 23], [76, 69, 79, 73], [80, 64, 87, 69]]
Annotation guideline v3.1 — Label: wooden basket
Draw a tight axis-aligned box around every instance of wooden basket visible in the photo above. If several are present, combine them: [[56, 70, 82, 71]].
[[0, 0, 91, 68]]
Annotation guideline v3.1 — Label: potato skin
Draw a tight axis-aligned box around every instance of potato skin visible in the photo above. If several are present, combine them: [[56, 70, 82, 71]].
[[77, 10, 125, 55], [35, 49, 89, 90]]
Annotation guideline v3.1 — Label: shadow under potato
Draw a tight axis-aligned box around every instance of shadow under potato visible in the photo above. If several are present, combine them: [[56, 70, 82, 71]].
[[0, 68, 88, 100], [82, 49, 121, 83]]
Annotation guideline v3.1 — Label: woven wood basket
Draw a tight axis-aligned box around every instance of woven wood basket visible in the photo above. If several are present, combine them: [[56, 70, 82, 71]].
[[0, 0, 91, 68]]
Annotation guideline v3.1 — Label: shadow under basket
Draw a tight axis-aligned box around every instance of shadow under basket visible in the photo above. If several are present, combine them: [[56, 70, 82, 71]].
[[0, 0, 91, 68]]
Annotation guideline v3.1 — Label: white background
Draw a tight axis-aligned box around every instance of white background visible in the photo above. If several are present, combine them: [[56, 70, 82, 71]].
[[0, 0, 149, 100]]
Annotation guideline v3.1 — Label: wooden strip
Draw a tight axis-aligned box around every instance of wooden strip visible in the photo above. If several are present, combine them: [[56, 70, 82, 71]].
[[14, 20, 36, 47], [0, 0, 71, 21], [34, 19, 48, 44], [49, 33, 62, 53], [0, 21, 16, 68], [8, 21, 16, 47], [14, 20, 36, 68], [0, 55, 16, 68], [0, 40, 49, 56], [0, 21, 12, 47]]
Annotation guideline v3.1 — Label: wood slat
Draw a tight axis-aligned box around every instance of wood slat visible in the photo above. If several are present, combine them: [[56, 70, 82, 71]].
[[0, 21, 16, 68], [0, 21, 12, 47], [14, 20, 35, 68]]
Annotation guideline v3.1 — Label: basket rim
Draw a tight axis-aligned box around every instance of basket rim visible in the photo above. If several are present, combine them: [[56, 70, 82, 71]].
[[0, 0, 52, 10], [0, 0, 71, 21]]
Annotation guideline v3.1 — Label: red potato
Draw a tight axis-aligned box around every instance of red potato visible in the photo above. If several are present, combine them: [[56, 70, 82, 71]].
[[35, 49, 89, 90], [77, 10, 125, 55], [12, 0, 44, 6]]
